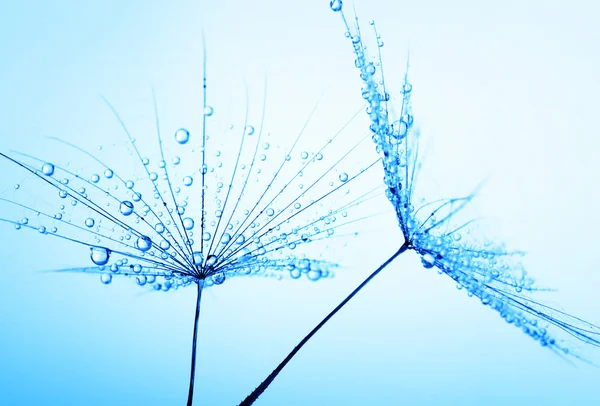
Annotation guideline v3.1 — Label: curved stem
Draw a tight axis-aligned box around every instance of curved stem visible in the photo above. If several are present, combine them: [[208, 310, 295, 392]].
[[187, 279, 204, 406], [239, 243, 410, 405]]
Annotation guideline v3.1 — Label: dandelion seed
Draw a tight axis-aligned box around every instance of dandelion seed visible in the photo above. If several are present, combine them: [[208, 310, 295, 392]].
[[239, 5, 600, 404], [0, 35, 388, 405]]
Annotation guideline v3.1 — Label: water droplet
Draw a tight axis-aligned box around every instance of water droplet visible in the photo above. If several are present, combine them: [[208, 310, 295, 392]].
[[204, 106, 214, 116], [85, 218, 95, 228], [120, 201, 134, 216], [104, 169, 114, 179], [315, 153, 323, 161], [420, 253, 435, 269], [307, 269, 322, 281], [125, 180, 135, 189], [202, 232, 211, 241], [266, 208, 274, 217], [391, 119, 408, 140], [149, 172, 158, 181], [38, 226, 46, 234], [192, 251, 203, 266], [244, 125, 255, 136], [183, 217, 195, 230], [172, 156, 181, 165], [136, 235, 152, 252], [212, 272, 225, 285], [290, 267, 301, 279], [100, 273, 112, 284], [136, 275, 147, 286], [330, 0, 343, 12], [14, 184, 20, 189], [133, 264, 142, 273], [91, 247, 110, 265], [41, 163, 55, 176], [221, 233, 231, 244], [300, 151, 308, 159], [58, 190, 67, 198], [183, 176, 193, 186], [175, 128, 190, 144], [206, 255, 217, 267], [403, 82, 413, 94], [339, 173, 349, 182], [90, 174, 100, 183]]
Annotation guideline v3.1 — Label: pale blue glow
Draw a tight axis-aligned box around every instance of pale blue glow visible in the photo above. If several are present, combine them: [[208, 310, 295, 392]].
[[1, 1, 600, 405]]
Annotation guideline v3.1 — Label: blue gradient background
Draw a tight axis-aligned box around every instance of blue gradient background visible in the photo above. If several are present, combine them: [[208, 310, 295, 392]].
[[1, 0, 600, 405]]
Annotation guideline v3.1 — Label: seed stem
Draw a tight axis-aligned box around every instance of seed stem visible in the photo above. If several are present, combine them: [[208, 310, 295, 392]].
[[187, 279, 204, 406], [239, 242, 410, 405]]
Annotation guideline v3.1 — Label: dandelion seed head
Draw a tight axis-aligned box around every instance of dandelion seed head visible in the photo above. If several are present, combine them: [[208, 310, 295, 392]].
[[336, 7, 600, 359]]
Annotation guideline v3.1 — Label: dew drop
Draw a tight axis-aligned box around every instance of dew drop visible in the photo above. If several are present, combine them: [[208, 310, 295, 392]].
[[300, 151, 308, 159], [391, 120, 408, 140], [125, 180, 135, 189], [104, 169, 114, 179], [244, 125, 255, 136], [315, 153, 323, 161], [183, 176, 193, 186], [136, 275, 147, 286], [120, 201, 134, 216], [307, 269, 322, 281], [58, 190, 67, 199], [90, 247, 110, 266], [206, 255, 217, 267], [172, 156, 181, 165], [330, 0, 343, 12], [212, 272, 225, 285], [90, 174, 100, 183], [221, 233, 231, 244], [85, 218, 95, 228], [192, 251, 203, 266], [266, 208, 274, 217], [136, 235, 152, 252], [339, 173, 349, 182], [133, 264, 142, 273], [100, 273, 112, 284], [204, 106, 214, 116], [202, 232, 211, 241], [175, 128, 190, 144], [41, 163, 55, 176], [420, 253, 435, 269], [183, 217, 195, 230]]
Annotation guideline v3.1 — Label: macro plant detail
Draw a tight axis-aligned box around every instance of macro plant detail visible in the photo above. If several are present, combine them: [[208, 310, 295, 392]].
[[0, 45, 387, 403], [239, 2, 600, 404]]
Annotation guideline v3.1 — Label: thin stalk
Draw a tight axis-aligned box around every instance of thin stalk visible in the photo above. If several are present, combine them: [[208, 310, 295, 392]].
[[239, 242, 410, 405], [187, 279, 205, 406]]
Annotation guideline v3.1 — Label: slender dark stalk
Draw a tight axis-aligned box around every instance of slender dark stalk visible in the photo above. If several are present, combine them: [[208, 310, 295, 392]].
[[187, 279, 205, 406], [239, 242, 410, 405]]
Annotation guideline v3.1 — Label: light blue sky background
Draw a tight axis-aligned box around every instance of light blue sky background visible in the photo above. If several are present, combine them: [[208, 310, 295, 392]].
[[1, 0, 600, 405]]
